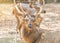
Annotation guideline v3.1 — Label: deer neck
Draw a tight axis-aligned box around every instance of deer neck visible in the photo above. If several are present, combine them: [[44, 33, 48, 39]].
[[21, 25, 40, 43]]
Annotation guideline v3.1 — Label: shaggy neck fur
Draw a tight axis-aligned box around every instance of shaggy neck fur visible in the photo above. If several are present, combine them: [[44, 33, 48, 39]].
[[21, 26, 43, 43]]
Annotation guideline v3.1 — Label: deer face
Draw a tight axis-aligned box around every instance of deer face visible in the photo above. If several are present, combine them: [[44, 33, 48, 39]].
[[23, 15, 34, 30], [23, 14, 42, 30]]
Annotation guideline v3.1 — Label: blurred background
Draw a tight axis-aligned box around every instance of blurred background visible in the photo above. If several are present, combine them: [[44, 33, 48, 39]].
[[0, 0, 60, 43], [0, 0, 60, 3]]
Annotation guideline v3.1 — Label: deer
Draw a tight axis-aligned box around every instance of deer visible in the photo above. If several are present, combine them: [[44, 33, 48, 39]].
[[13, 1, 60, 43], [20, 11, 43, 43], [18, 10, 60, 43]]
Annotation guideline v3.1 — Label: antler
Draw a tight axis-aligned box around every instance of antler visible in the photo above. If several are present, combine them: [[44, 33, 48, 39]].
[[14, 0, 16, 5]]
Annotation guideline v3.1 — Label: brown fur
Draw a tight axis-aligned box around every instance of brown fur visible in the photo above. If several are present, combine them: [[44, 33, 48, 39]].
[[21, 21, 38, 43], [20, 12, 43, 43], [21, 18, 60, 43], [13, 4, 43, 43]]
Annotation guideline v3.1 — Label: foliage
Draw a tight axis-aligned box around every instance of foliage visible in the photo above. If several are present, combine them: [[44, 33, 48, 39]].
[[0, 0, 60, 3]]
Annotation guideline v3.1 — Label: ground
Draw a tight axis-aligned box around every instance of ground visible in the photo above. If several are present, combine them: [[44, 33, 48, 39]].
[[0, 3, 60, 43]]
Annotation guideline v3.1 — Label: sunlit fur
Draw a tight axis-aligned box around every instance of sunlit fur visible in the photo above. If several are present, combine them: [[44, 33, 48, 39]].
[[20, 12, 43, 43], [13, 3, 60, 43], [13, 3, 43, 43]]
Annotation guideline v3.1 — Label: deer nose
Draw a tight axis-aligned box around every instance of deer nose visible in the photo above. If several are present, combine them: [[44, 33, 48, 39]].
[[28, 23, 32, 28]]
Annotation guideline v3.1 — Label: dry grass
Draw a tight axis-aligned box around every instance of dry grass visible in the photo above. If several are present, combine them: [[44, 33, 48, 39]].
[[0, 3, 60, 43]]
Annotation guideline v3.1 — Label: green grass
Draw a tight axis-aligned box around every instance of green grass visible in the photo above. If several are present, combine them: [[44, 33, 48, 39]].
[[0, 38, 14, 43], [0, 38, 24, 43]]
